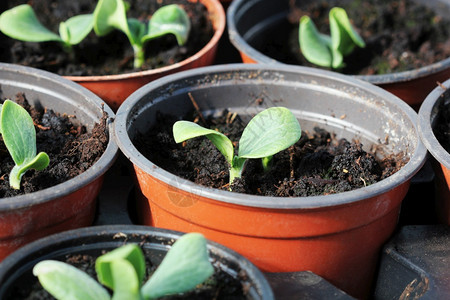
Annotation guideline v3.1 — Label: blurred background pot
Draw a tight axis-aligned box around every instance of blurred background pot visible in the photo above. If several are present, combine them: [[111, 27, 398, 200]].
[[227, 0, 450, 110], [418, 79, 450, 225], [0, 63, 118, 262], [115, 64, 427, 299], [0, 225, 273, 299]]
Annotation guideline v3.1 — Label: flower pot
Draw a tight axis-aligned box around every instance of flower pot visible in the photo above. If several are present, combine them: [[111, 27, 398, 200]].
[[418, 79, 450, 225], [115, 64, 427, 299], [0, 225, 273, 299], [227, 0, 450, 109], [3, 0, 226, 112], [0, 63, 118, 261]]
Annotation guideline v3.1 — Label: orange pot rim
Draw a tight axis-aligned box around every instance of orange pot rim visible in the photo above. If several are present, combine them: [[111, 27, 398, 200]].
[[226, 0, 450, 85], [0, 63, 118, 211], [418, 78, 450, 170], [64, 0, 226, 84], [115, 64, 428, 210]]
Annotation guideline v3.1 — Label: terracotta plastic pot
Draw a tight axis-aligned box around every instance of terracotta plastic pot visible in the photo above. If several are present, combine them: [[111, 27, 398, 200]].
[[226, 0, 450, 109], [115, 64, 427, 299], [0, 63, 118, 262], [63, 0, 225, 112], [418, 79, 450, 225], [0, 225, 273, 299]]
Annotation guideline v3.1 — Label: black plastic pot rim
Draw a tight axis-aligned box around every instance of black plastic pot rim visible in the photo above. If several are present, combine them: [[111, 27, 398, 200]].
[[226, 0, 450, 85], [418, 78, 450, 169], [0, 224, 274, 300], [0, 63, 119, 211], [115, 63, 427, 210]]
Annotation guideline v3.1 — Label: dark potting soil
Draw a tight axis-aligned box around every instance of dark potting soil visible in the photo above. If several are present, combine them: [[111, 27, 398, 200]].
[[434, 87, 450, 153], [6, 248, 248, 299], [134, 110, 408, 197], [0, 93, 108, 197], [0, 0, 214, 76], [259, 0, 450, 75]]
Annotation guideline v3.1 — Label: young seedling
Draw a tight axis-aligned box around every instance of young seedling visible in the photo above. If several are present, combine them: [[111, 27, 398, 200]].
[[0, 4, 93, 53], [299, 7, 365, 69], [33, 232, 214, 300], [173, 107, 302, 187], [0, 100, 50, 190], [93, 0, 191, 68]]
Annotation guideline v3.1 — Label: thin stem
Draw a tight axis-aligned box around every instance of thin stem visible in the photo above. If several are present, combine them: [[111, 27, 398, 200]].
[[133, 45, 145, 68]]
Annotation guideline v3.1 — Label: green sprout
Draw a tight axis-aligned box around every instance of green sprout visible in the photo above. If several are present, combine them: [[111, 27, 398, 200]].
[[93, 0, 191, 68], [173, 107, 302, 187], [299, 7, 365, 69], [33, 232, 214, 300], [0, 100, 50, 190], [0, 4, 93, 53]]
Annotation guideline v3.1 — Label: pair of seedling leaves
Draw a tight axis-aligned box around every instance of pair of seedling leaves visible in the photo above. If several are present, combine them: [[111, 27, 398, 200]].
[[0, 100, 49, 190], [33, 232, 214, 300], [0, 0, 191, 68], [173, 107, 302, 187], [299, 7, 365, 69]]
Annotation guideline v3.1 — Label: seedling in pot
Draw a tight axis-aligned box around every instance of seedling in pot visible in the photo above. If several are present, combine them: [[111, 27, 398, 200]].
[[0, 100, 50, 190], [173, 107, 302, 187], [299, 7, 365, 69], [33, 232, 214, 300], [93, 0, 191, 68], [0, 4, 93, 53]]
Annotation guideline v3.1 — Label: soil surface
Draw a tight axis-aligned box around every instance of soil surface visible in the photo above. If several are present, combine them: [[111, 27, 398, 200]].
[[256, 0, 450, 75], [0, 94, 108, 197], [0, 0, 214, 76], [6, 247, 248, 299], [434, 87, 450, 153], [134, 110, 408, 196]]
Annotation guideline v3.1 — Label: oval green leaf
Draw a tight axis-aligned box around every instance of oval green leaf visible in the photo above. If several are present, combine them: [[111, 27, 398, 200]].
[[141, 233, 214, 299], [173, 121, 234, 165], [238, 107, 301, 159], [109, 259, 141, 300], [144, 4, 191, 45], [63, 14, 94, 45], [9, 152, 50, 190], [96, 243, 145, 290], [0, 4, 62, 43], [330, 7, 365, 56], [299, 16, 333, 68], [33, 260, 110, 300], [93, 0, 134, 42]]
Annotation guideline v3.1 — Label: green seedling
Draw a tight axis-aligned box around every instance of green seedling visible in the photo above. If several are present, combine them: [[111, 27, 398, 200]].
[[93, 0, 191, 68], [0, 100, 50, 190], [173, 107, 302, 187], [33, 232, 214, 300], [0, 4, 93, 53], [299, 7, 365, 69]]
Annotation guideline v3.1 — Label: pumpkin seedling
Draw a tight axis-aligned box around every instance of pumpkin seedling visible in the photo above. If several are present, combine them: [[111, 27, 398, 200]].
[[299, 7, 365, 69], [0, 4, 93, 53], [173, 107, 302, 187], [33, 232, 214, 300], [93, 0, 191, 68], [0, 100, 50, 190]]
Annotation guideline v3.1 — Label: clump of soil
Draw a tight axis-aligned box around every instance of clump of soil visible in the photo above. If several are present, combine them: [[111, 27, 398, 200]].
[[6, 247, 248, 299], [258, 0, 450, 75], [0, 93, 108, 197], [434, 88, 450, 153], [134, 110, 408, 197], [0, 0, 214, 76]]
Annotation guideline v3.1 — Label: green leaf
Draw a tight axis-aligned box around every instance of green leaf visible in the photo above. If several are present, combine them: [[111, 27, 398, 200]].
[[329, 7, 365, 57], [96, 244, 145, 290], [141, 233, 214, 300], [173, 121, 234, 165], [62, 14, 94, 45], [143, 4, 191, 45], [33, 260, 110, 300], [9, 152, 50, 190], [0, 4, 62, 43], [110, 259, 141, 300], [238, 107, 301, 159], [299, 16, 333, 68]]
